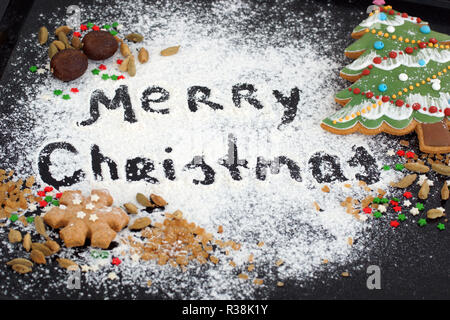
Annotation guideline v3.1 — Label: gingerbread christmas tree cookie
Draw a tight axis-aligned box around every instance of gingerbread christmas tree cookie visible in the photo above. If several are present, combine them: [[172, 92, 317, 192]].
[[43, 189, 129, 248], [321, 4, 450, 153]]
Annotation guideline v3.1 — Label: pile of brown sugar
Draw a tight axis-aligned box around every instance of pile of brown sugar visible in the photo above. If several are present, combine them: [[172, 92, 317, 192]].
[[125, 210, 240, 269]]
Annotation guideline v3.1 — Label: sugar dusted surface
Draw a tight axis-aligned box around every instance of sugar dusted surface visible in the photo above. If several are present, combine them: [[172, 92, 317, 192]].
[[0, 0, 400, 299]]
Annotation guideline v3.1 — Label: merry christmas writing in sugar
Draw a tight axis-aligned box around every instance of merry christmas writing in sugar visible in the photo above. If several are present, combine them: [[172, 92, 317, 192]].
[[37, 84, 380, 188]]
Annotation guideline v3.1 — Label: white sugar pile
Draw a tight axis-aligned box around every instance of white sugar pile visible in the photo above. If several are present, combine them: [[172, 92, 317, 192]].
[[0, 0, 399, 299]]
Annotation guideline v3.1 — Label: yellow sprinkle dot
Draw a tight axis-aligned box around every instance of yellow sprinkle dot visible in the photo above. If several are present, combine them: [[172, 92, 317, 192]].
[[333, 120, 337, 124], [417, 40, 421, 43], [377, 101, 382, 106], [421, 80, 426, 84], [440, 45, 444, 49], [361, 109, 366, 114], [398, 92, 403, 96], [371, 29, 376, 34], [392, 35, 397, 40], [367, 106, 371, 111], [434, 44, 439, 48], [351, 114, 356, 118], [369, 12, 374, 16], [432, 75, 437, 79], [377, 31, 383, 36], [356, 111, 361, 116], [444, 69, 447, 73], [411, 40, 416, 44], [398, 37, 403, 41], [372, 104, 377, 109], [416, 83, 420, 87], [392, 95, 397, 99], [345, 115, 349, 120], [365, 28, 370, 33], [448, 66, 450, 69], [427, 77, 431, 82], [403, 88, 408, 93], [438, 72, 442, 76], [405, 38, 410, 43], [428, 43, 433, 47], [409, 85, 414, 90], [339, 118, 343, 122], [446, 45, 450, 49], [384, 33, 389, 38]]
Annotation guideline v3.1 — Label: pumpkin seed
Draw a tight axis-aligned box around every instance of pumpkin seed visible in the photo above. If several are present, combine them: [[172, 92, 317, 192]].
[[136, 192, 152, 207], [160, 45, 180, 56], [48, 43, 59, 59], [12, 264, 32, 274], [124, 203, 138, 214], [57, 258, 79, 270], [38, 26, 48, 45], [23, 233, 31, 252], [54, 25, 72, 35], [138, 47, 149, 63], [125, 33, 144, 43], [129, 217, 152, 230], [120, 42, 131, 57], [427, 208, 445, 219], [31, 243, 53, 256], [6, 258, 33, 268], [8, 229, 22, 243], [30, 249, 46, 264], [127, 55, 136, 77], [150, 194, 167, 207]]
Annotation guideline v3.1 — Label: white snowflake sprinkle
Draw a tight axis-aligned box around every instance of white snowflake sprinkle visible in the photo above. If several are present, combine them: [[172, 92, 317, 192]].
[[386, 149, 395, 156], [81, 265, 90, 272], [378, 205, 387, 213], [107, 272, 118, 280], [89, 214, 99, 222], [403, 200, 412, 207], [85, 203, 95, 210], [91, 194, 100, 202], [410, 208, 420, 216]]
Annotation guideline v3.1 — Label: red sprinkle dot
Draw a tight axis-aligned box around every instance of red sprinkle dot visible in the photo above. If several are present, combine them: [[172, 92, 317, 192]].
[[92, 25, 100, 31], [396, 150, 405, 156], [353, 88, 361, 94], [419, 42, 427, 49], [80, 24, 87, 31], [37, 191, 46, 197], [44, 186, 53, 192], [70, 88, 79, 93], [363, 207, 372, 214], [112, 257, 121, 266], [382, 96, 390, 103], [405, 47, 414, 54], [73, 32, 81, 37], [429, 38, 438, 44], [368, 65, 373, 69], [117, 59, 123, 65], [401, 13, 408, 18], [39, 200, 48, 208], [366, 92, 374, 99], [429, 106, 438, 113], [388, 10, 395, 15], [406, 151, 415, 159], [393, 206, 402, 212], [362, 69, 370, 76], [99, 64, 107, 70], [417, 18, 422, 23], [412, 103, 421, 110], [373, 57, 382, 64], [55, 193, 63, 199], [390, 200, 399, 206]]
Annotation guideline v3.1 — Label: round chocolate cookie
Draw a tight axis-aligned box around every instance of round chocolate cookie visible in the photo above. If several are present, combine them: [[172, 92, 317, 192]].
[[50, 49, 88, 82], [82, 30, 118, 60]]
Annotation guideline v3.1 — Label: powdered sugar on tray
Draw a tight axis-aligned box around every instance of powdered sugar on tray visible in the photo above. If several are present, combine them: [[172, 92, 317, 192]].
[[0, 0, 399, 299]]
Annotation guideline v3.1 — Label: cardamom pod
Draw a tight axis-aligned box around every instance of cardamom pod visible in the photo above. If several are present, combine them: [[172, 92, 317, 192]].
[[48, 43, 59, 59], [404, 162, 430, 173], [427, 208, 444, 219], [418, 180, 430, 200], [129, 217, 152, 230], [138, 47, 149, 63], [128, 55, 136, 77], [124, 203, 138, 214], [120, 42, 131, 57], [136, 193, 152, 207], [160, 45, 180, 56], [119, 56, 130, 72], [432, 162, 450, 176], [125, 33, 144, 43], [390, 174, 417, 188], [441, 182, 449, 200], [71, 36, 82, 49], [30, 249, 46, 264], [6, 258, 33, 268], [54, 25, 72, 35], [8, 229, 22, 243], [150, 194, 167, 207]]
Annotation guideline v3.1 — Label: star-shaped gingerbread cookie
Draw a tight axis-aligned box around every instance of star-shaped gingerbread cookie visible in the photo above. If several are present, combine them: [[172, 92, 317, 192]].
[[43, 189, 129, 248]]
